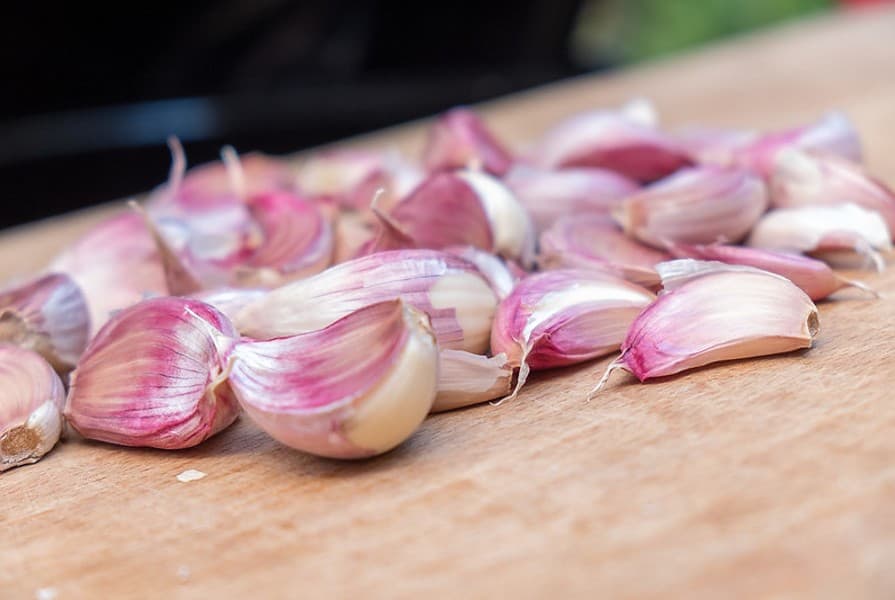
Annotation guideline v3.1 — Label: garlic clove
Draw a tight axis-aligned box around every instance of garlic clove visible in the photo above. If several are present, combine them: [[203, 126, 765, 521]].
[[1, 345, 65, 472], [593, 270, 819, 393], [770, 149, 895, 235], [539, 214, 668, 288], [234, 249, 499, 353], [747, 204, 892, 271], [0, 273, 90, 373], [504, 165, 639, 233], [666, 243, 877, 300], [65, 298, 240, 449], [230, 300, 438, 459], [444, 245, 518, 300], [491, 269, 655, 399], [614, 166, 768, 248], [422, 107, 514, 176], [433, 349, 513, 413]]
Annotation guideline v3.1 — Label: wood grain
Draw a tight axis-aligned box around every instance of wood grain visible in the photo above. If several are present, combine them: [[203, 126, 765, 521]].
[[3, 8, 895, 599]]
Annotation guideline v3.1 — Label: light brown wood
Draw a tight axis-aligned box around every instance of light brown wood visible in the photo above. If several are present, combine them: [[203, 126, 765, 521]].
[[3, 8, 895, 599]]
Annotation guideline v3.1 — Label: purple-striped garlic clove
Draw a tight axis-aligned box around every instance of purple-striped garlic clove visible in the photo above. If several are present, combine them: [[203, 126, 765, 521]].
[[230, 300, 438, 459], [593, 269, 819, 394], [234, 249, 499, 353], [539, 214, 668, 288], [770, 149, 895, 235], [65, 298, 240, 450], [1, 345, 65, 472], [491, 269, 655, 400], [423, 107, 513, 176], [614, 166, 768, 248], [433, 350, 514, 413], [0, 273, 90, 373], [504, 165, 639, 233], [747, 204, 892, 271], [666, 243, 877, 301]]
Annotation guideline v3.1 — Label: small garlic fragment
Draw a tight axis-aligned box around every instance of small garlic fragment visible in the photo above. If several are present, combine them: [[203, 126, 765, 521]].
[[176, 469, 207, 482], [1, 344, 65, 472], [614, 166, 768, 248], [422, 107, 513, 175], [0, 273, 90, 373], [593, 270, 819, 393], [433, 350, 514, 413], [65, 298, 240, 449], [491, 269, 655, 400], [230, 300, 438, 459]]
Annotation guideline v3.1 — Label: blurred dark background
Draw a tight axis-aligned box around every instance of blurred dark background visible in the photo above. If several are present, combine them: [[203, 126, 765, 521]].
[[0, 0, 846, 229]]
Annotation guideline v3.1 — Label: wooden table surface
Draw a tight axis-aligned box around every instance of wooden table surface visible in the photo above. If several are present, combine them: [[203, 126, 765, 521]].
[[3, 8, 895, 599]]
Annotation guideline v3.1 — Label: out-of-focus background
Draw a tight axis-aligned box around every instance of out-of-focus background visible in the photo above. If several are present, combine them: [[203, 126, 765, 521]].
[[0, 0, 880, 228]]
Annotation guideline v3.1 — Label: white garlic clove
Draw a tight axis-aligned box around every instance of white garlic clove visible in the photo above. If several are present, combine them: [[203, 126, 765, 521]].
[[1, 345, 65, 472], [230, 300, 438, 459], [422, 107, 513, 176], [433, 350, 513, 413]]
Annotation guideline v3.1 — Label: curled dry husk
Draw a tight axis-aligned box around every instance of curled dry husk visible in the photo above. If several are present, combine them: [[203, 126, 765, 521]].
[[1, 345, 65, 472], [667, 243, 877, 301], [423, 107, 513, 176], [504, 165, 639, 233], [491, 269, 655, 400], [593, 268, 819, 393], [235, 249, 499, 353], [532, 98, 692, 182], [0, 273, 90, 372], [230, 300, 438, 459], [770, 149, 895, 235], [433, 350, 514, 413], [747, 203, 892, 271], [66, 298, 240, 449], [614, 166, 768, 248], [539, 214, 669, 288]]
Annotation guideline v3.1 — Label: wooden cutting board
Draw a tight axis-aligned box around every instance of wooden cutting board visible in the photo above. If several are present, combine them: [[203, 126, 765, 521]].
[[3, 8, 895, 599]]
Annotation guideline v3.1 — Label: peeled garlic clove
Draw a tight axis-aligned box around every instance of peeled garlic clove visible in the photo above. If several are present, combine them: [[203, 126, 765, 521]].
[[235, 249, 499, 353], [189, 287, 268, 322], [0, 273, 90, 373], [770, 149, 895, 235], [614, 166, 768, 248], [532, 98, 692, 182], [1, 345, 65, 472], [504, 165, 639, 233], [422, 108, 513, 176], [230, 300, 438, 459], [50, 212, 169, 335], [667, 243, 876, 300], [593, 270, 819, 392], [491, 269, 655, 399], [433, 350, 513, 413], [65, 298, 239, 449], [539, 214, 668, 288], [747, 204, 892, 271]]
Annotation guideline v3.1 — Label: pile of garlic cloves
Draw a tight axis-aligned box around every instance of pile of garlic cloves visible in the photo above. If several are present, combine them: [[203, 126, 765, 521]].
[[2, 99, 892, 470]]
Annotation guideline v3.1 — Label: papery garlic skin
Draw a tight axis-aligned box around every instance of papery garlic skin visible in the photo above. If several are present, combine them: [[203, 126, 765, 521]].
[[433, 350, 513, 412], [0, 273, 90, 373], [65, 298, 239, 450], [0, 345, 65, 472], [423, 108, 513, 175], [235, 249, 499, 353], [230, 300, 438, 459], [614, 167, 768, 248]]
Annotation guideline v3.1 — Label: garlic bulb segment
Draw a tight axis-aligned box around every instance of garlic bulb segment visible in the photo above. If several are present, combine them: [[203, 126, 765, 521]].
[[504, 165, 639, 233], [667, 243, 877, 300], [593, 270, 819, 393], [539, 214, 668, 288], [235, 249, 499, 353], [747, 204, 892, 271], [433, 350, 513, 413], [422, 108, 513, 176], [50, 211, 168, 335], [230, 300, 438, 459], [0, 273, 90, 373], [491, 269, 655, 400], [532, 98, 692, 182], [65, 298, 240, 449], [0, 345, 65, 472], [770, 149, 895, 235], [614, 167, 768, 248]]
